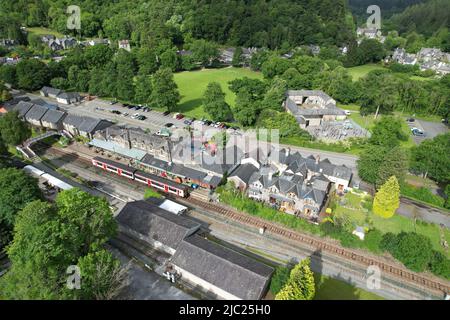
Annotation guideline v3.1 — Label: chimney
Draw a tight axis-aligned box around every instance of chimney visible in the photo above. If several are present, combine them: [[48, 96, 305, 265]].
[[268, 171, 273, 182], [316, 155, 320, 164], [286, 148, 290, 157]]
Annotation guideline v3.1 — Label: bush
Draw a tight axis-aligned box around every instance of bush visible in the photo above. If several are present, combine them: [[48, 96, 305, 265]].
[[429, 251, 450, 280], [401, 184, 445, 208], [380, 232, 399, 253], [270, 265, 292, 294], [363, 229, 383, 254], [388, 232, 433, 272]]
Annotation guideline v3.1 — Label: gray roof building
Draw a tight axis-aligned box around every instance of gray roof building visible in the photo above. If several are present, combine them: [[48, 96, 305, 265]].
[[24, 104, 49, 122], [171, 235, 273, 300], [13, 101, 34, 117], [41, 109, 66, 126], [116, 201, 200, 251]]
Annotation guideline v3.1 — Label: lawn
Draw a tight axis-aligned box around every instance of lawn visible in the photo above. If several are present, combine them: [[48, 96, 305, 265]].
[[346, 64, 385, 81], [26, 27, 65, 38], [334, 192, 450, 257], [314, 273, 384, 300], [172, 67, 263, 118]]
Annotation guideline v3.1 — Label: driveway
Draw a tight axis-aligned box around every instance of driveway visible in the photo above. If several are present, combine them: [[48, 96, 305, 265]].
[[406, 118, 448, 145]]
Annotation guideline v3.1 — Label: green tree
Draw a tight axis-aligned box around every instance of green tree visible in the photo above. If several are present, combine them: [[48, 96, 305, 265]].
[[0, 64, 17, 87], [134, 75, 153, 105], [189, 39, 219, 67], [376, 147, 409, 187], [410, 133, 450, 184], [373, 176, 400, 219], [357, 145, 389, 185], [275, 258, 315, 300], [150, 68, 180, 112], [261, 77, 287, 111], [203, 82, 232, 121], [369, 116, 408, 148], [55, 188, 117, 257], [385, 232, 433, 273], [0, 189, 121, 300], [0, 168, 42, 250], [0, 111, 32, 145], [76, 248, 127, 300], [234, 89, 258, 126], [232, 47, 243, 67], [15, 59, 50, 91]]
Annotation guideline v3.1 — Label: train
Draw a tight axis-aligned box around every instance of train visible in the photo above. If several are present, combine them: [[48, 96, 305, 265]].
[[91, 156, 189, 198]]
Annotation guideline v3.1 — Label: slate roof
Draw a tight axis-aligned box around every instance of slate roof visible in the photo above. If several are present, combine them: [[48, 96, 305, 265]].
[[140, 153, 171, 171], [229, 163, 260, 185], [14, 101, 34, 117], [116, 201, 200, 250], [41, 86, 62, 96], [24, 104, 48, 121], [57, 92, 80, 100], [63, 113, 84, 127], [171, 235, 273, 300], [41, 109, 66, 124]]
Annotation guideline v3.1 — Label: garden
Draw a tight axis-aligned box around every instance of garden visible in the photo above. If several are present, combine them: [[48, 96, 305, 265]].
[[216, 183, 450, 279]]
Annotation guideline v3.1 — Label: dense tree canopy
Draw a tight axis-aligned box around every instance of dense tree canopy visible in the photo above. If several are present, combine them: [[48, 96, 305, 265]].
[[0, 189, 122, 300], [410, 133, 450, 184], [0, 111, 32, 146], [0, 168, 42, 250]]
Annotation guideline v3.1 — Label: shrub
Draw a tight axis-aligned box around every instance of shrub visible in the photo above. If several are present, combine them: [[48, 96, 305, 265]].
[[429, 251, 450, 280], [390, 232, 433, 272], [363, 229, 383, 254], [380, 232, 398, 253], [270, 265, 292, 294]]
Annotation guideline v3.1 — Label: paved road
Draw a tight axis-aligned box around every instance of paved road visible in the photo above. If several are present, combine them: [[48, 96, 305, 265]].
[[398, 197, 450, 229]]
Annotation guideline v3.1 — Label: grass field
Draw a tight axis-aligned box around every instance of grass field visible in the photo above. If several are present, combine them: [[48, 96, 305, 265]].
[[26, 27, 65, 38], [346, 64, 433, 82], [346, 64, 385, 81], [172, 67, 263, 118], [334, 192, 450, 257], [314, 273, 384, 300]]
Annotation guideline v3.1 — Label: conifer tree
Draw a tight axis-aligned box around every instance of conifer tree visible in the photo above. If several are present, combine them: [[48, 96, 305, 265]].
[[373, 176, 400, 219]]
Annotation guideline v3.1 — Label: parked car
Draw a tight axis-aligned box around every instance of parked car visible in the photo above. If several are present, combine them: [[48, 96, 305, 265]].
[[111, 110, 121, 115], [131, 113, 140, 119], [406, 118, 415, 123], [411, 128, 425, 136], [163, 110, 171, 116], [176, 113, 185, 120], [204, 120, 212, 126], [344, 110, 351, 116], [109, 100, 118, 105], [165, 123, 174, 128], [122, 112, 129, 117], [137, 115, 147, 121], [184, 119, 192, 125]]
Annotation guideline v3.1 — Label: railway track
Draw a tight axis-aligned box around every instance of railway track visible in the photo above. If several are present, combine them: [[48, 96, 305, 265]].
[[183, 196, 450, 298], [38, 144, 450, 298]]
